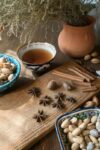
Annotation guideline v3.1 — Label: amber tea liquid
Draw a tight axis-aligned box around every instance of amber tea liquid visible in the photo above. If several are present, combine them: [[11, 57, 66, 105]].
[[22, 49, 53, 64]]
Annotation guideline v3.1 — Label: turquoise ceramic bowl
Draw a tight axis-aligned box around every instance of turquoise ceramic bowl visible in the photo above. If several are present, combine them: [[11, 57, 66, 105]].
[[0, 54, 21, 92]]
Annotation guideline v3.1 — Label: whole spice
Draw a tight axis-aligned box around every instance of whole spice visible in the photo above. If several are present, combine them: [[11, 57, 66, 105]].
[[91, 58, 100, 64], [66, 97, 77, 103], [84, 55, 91, 61], [63, 82, 74, 91], [28, 87, 41, 97], [52, 100, 65, 110], [55, 92, 66, 102], [91, 51, 98, 57], [39, 96, 53, 106], [47, 80, 60, 90], [33, 110, 48, 123]]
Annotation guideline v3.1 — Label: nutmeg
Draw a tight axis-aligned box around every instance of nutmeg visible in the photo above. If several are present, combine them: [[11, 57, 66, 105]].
[[47, 80, 60, 90], [63, 81, 74, 91]]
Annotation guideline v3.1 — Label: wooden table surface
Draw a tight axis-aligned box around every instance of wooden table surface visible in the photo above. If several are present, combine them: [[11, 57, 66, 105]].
[[0, 27, 100, 150], [0, 27, 67, 150]]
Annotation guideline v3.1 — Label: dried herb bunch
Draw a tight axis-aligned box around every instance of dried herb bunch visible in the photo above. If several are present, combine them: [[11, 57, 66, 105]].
[[0, 0, 98, 43]]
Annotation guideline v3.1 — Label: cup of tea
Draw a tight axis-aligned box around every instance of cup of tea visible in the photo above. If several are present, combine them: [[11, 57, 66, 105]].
[[17, 42, 56, 75]]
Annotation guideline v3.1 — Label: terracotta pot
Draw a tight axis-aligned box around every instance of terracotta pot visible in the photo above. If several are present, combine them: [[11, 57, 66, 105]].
[[58, 16, 96, 58]]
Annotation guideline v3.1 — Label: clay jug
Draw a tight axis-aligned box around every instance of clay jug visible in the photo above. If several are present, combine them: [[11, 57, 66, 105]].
[[58, 16, 96, 58]]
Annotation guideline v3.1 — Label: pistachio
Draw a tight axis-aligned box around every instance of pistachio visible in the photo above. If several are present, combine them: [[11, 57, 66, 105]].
[[73, 136, 84, 144], [92, 96, 99, 107], [90, 129, 99, 137], [89, 135, 98, 144], [87, 142, 94, 150], [85, 135, 91, 143], [71, 143, 80, 150], [84, 118, 90, 124], [96, 120, 100, 132], [70, 117, 78, 124], [0, 57, 7, 63], [79, 123, 87, 130], [78, 119, 83, 126], [98, 137, 100, 142], [80, 141, 86, 149], [91, 58, 100, 64], [3, 62, 12, 69], [82, 130, 90, 136], [1, 68, 11, 75], [91, 116, 97, 124], [61, 119, 70, 129], [63, 128, 69, 133], [84, 55, 91, 61], [87, 123, 95, 130], [72, 128, 81, 136], [8, 74, 14, 81], [0, 62, 3, 68], [10, 63, 16, 71], [67, 132, 74, 143], [91, 51, 98, 57], [84, 101, 95, 107], [69, 125, 76, 132]]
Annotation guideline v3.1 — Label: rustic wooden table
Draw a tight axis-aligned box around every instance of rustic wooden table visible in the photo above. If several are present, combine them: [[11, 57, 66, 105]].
[[0, 29, 68, 150], [0, 29, 99, 150]]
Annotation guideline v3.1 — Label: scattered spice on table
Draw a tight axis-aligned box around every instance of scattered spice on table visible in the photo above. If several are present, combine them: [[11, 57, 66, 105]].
[[39, 96, 53, 106], [28, 87, 41, 97], [55, 92, 66, 102], [66, 97, 77, 103], [33, 110, 48, 123], [52, 100, 65, 110]]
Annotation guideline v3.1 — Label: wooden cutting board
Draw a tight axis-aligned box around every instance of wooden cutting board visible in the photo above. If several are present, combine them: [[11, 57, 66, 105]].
[[0, 50, 99, 150]]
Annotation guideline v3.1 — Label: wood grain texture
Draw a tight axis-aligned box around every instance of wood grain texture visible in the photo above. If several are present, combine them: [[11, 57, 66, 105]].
[[0, 51, 99, 150]]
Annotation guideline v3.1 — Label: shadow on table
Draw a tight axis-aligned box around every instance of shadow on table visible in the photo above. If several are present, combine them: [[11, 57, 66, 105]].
[[0, 77, 34, 110]]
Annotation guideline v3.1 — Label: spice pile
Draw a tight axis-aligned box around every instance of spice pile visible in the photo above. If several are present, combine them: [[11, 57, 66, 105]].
[[0, 57, 16, 84], [60, 112, 100, 150], [28, 80, 77, 123]]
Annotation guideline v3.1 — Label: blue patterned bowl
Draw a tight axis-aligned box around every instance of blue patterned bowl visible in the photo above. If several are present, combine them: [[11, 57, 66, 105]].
[[0, 54, 21, 92], [55, 107, 100, 150]]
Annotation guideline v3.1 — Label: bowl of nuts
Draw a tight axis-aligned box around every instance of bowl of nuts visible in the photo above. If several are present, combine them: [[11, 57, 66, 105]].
[[55, 108, 100, 150], [0, 54, 21, 92]]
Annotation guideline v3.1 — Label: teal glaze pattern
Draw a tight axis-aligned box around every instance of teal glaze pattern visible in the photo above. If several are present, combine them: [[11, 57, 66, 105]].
[[0, 54, 21, 92]]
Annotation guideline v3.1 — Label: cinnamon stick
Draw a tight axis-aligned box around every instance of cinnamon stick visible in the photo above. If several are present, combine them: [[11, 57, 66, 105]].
[[53, 70, 85, 82], [72, 66, 95, 81], [68, 67, 90, 82]]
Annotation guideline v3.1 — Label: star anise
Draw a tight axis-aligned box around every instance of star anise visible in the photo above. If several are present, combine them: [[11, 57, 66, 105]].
[[39, 96, 53, 106], [28, 87, 41, 97], [55, 92, 66, 102], [33, 110, 48, 123], [52, 100, 65, 110], [66, 97, 77, 103]]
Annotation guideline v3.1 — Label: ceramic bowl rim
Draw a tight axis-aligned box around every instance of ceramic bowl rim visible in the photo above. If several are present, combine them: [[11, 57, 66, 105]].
[[17, 42, 57, 66], [0, 54, 21, 90], [55, 107, 100, 150]]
